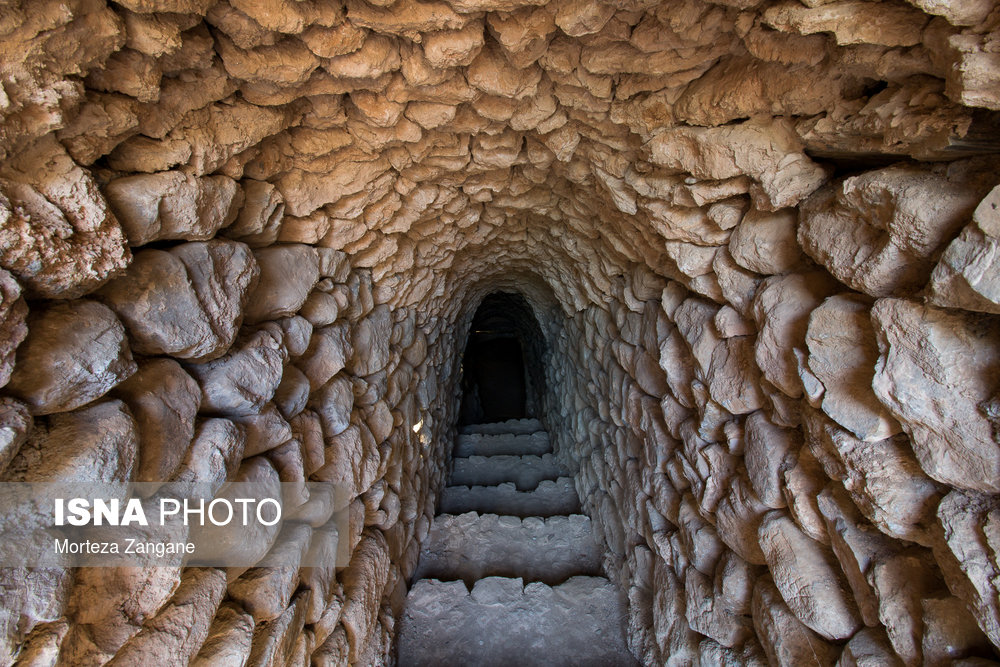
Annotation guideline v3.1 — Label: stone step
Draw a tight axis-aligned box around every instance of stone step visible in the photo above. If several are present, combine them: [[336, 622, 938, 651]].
[[453, 431, 551, 457], [397, 576, 638, 667], [414, 512, 603, 585], [460, 418, 544, 436], [439, 477, 580, 517], [449, 453, 569, 491]]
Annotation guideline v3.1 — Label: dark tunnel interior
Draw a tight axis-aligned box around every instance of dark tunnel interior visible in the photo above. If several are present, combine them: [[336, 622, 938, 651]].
[[458, 292, 546, 425], [461, 335, 527, 423]]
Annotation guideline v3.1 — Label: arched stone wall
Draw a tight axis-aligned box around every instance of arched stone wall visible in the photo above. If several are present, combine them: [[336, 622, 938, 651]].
[[0, 0, 999, 664]]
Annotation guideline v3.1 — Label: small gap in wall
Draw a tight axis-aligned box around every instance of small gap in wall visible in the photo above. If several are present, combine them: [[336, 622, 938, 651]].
[[805, 152, 906, 179]]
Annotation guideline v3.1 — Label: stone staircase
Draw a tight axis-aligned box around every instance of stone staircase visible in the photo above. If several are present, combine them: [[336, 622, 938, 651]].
[[397, 419, 637, 666]]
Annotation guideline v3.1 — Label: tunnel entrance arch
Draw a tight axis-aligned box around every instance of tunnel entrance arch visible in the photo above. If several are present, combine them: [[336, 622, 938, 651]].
[[459, 291, 547, 426]]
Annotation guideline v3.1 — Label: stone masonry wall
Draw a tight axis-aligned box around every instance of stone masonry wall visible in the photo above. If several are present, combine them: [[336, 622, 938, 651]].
[[1, 0, 1000, 664]]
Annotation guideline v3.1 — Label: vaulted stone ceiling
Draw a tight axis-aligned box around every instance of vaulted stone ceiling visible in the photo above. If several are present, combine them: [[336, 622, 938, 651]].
[[1, 0, 999, 664]]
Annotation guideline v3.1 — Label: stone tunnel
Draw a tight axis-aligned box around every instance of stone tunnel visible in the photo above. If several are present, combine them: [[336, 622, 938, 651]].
[[1, 0, 1000, 664]]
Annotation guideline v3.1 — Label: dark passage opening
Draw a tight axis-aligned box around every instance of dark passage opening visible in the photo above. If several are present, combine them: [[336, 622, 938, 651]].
[[462, 335, 527, 423], [459, 292, 546, 425]]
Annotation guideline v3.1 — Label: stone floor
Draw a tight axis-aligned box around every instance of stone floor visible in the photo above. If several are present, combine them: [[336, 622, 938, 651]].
[[397, 419, 637, 666]]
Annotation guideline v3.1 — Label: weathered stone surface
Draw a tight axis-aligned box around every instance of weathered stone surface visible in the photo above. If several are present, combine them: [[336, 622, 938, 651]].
[[650, 559, 700, 664], [223, 180, 285, 247], [348, 304, 392, 376], [104, 171, 242, 246], [799, 162, 995, 297], [7, 618, 68, 666], [871, 298, 1000, 493], [713, 248, 762, 317], [758, 511, 862, 641], [781, 447, 829, 545], [227, 524, 311, 623], [228, 524, 311, 622], [752, 578, 839, 666], [0, 569, 72, 664], [715, 472, 769, 566], [113, 358, 200, 483], [869, 548, 944, 664], [313, 625, 349, 667], [817, 484, 894, 629], [112, 99, 292, 176], [296, 322, 351, 390], [233, 402, 293, 457], [706, 335, 765, 415], [189, 457, 282, 568], [808, 408, 942, 546], [678, 494, 724, 575], [0, 268, 26, 388], [467, 44, 542, 100], [838, 628, 903, 667], [300, 526, 340, 622], [945, 31, 1000, 111], [291, 411, 324, 479], [301, 19, 366, 58], [921, 595, 993, 665], [105, 568, 226, 667], [341, 531, 391, 662], [246, 589, 308, 667], [99, 241, 259, 361], [6, 300, 135, 415], [119, 10, 197, 57], [274, 153, 392, 218], [313, 375, 355, 439], [0, 137, 130, 299], [422, 22, 485, 68], [744, 411, 799, 509], [685, 565, 754, 648], [697, 638, 768, 667], [300, 290, 341, 326], [763, 1, 928, 47], [728, 208, 804, 276], [186, 327, 287, 416], [806, 294, 901, 442], [4, 400, 138, 483], [217, 34, 319, 86], [673, 297, 720, 376], [929, 185, 1000, 315], [313, 427, 377, 508], [171, 417, 246, 491], [62, 566, 182, 666], [244, 244, 321, 324], [57, 91, 142, 165], [0, 397, 30, 475], [114, 0, 216, 13], [713, 305, 754, 338], [278, 315, 313, 357], [658, 323, 697, 409], [272, 453, 310, 515], [934, 490, 1000, 648], [191, 603, 254, 667], [647, 120, 828, 211], [751, 272, 835, 399], [273, 364, 310, 419], [322, 33, 400, 79], [908, 0, 993, 26]]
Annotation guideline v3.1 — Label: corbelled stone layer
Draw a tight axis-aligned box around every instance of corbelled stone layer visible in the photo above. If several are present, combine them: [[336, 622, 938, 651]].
[[1, 0, 1000, 664]]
